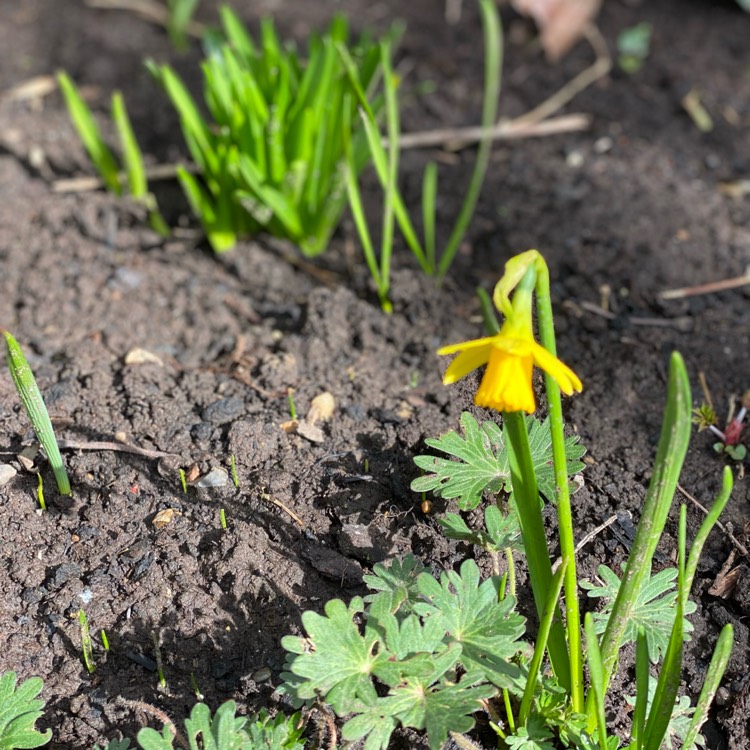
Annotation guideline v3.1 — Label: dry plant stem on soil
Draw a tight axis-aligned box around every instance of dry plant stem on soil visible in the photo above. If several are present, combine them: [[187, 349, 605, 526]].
[[85, 0, 205, 37], [659, 269, 750, 300], [677, 483, 748, 557], [51, 116, 589, 194], [510, 23, 612, 128]]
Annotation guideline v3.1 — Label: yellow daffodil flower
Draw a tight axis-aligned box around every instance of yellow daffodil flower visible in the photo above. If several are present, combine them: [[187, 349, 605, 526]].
[[439, 259, 582, 414]]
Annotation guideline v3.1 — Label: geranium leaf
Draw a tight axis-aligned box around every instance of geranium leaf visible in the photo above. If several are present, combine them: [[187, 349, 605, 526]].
[[412, 412, 585, 510]]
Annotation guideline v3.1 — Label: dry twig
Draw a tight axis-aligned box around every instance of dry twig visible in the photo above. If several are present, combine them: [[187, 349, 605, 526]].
[[677, 483, 748, 557], [659, 269, 750, 300], [85, 0, 204, 37]]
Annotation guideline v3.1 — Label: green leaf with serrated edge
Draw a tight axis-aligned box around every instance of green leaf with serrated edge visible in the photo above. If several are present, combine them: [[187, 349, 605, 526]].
[[0, 672, 51, 750], [3, 332, 70, 496], [378, 675, 497, 750], [278, 597, 389, 716], [362, 554, 425, 611], [581, 564, 696, 663], [184, 701, 248, 749], [247, 709, 305, 750], [439, 504, 521, 553], [412, 412, 585, 510], [413, 560, 525, 687], [135, 724, 174, 750], [412, 412, 507, 507], [506, 717, 555, 750]]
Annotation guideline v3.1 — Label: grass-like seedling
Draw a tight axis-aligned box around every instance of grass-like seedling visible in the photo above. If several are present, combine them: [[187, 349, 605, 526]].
[[57, 73, 169, 236], [148, 7, 392, 255], [78, 610, 95, 674], [2, 331, 70, 496], [166, 0, 200, 51], [36, 474, 46, 511], [0, 672, 50, 750], [347, 0, 502, 308]]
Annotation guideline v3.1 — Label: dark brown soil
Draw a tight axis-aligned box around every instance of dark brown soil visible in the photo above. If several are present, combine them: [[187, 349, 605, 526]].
[[1, 1, 749, 748]]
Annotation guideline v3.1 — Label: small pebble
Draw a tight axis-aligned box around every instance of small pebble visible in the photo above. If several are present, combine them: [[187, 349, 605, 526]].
[[566, 150, 584, 168], [252, 666, 272, 682], [194, 467, 229, 488], [202, 397, 245, 425], [0, 464, 17, 486]]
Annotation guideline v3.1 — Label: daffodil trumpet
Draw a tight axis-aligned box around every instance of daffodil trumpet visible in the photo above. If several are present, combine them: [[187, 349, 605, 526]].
[[439, 251, 584, 709], [439, 266, 581, 414]]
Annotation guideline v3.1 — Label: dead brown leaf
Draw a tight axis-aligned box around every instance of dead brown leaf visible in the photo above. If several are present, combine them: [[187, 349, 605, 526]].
[[511, 0, 601, 61]]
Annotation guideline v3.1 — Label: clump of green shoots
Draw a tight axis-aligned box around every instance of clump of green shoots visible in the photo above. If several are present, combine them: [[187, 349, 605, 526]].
[[147, 7, 394, 255], [347, 0, 502, 310], [2, 331, 70, 496], [57, 72, 168, 236]]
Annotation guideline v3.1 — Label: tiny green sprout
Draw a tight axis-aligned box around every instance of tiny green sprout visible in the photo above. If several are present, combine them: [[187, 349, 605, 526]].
[[190, 672, 204, 701], [692, 403, 717, 431], [3, 331, 71, 496], [152, 632, 166, 688], [409, 371, 420, 388], [100, 629, 110, 651], [36, 474, 46, 511], [617, 22, 653, 74], [220, 508, 227, 530], [79, 610, 95, 674], [179, 468, 188, 494], [287, 387, 298, 421], [714, 442, 747, 461], [230, 454, 240, 489]]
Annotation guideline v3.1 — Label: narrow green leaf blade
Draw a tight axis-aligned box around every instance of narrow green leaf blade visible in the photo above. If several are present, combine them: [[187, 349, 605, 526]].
[[3, 332, 70, 495], [57, 72, 121, 195], [111, 91, 146, 198]]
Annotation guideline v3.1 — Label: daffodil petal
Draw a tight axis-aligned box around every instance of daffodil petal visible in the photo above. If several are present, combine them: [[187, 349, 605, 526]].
[[530, 342, 583, 395], [475, 348, 536, 413], [442, 342, 493, 384], [437, 335, 497, 356]]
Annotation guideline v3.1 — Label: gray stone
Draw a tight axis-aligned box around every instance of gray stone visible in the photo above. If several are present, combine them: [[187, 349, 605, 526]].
[[194, 467, 229, 488], [0, 464, 17, 486], [202, 397, 245, 425]]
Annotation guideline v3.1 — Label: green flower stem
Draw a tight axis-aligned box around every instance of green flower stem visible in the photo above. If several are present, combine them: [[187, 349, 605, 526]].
[[533, 260, 583, 711], [588, 352, 691, 724], [503, 409, 571, 692], [519, 557, 568, 726]]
